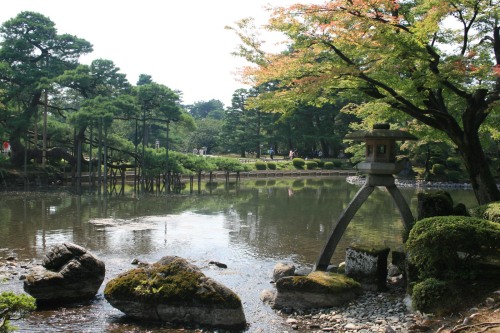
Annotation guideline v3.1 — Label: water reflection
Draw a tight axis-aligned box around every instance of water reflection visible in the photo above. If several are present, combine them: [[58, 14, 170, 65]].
[[0, 177, 478, 332]]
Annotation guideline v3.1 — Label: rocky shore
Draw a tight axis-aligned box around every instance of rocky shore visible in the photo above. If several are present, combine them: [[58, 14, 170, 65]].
[[2, 257, 499, 333]]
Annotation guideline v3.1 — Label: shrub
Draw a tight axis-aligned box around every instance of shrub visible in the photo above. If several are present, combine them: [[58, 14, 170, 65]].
[[445, 170, 461, 183], [412, 278, 451, 314], [312, 158, 324, 168], [324, 162, 335, 170], [292, 158, 305, 168], [406, 216, 500, 280], [445, 157, 462, 170], [0, 292, 36, 333], [305, 161, 318, 170], [469, 202, 500, 223], [332, 159, 343, 168], [255, 161, 267, 170], [431, 163, 446, 175], [267, 162, 277, 170]]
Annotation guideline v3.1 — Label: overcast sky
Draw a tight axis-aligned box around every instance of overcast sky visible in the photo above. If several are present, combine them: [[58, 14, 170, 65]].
[[0, 0, 315, 106]]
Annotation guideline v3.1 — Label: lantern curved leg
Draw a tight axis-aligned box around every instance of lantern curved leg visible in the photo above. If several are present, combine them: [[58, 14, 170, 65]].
[[314, 184, 375, 271], [386, 185, 415, 238]]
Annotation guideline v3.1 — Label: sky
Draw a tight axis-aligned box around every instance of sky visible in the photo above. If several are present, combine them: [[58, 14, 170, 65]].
[[0, 0, 313, 107]]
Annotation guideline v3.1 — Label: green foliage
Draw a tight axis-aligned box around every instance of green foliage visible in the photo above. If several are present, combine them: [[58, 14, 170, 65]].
[[305, 160, 318, 170], [255, 161, 267, 170], [469, 202, 500, 223], [312, 158, 324, 168], [445, 170, 461, 183], [332, 159, 343, 168], [292, 158, 305, 168], [445, 157, 462, 171], [431, 163, 446, 176], [406, 216, 500, 280], [267, 162, 277, 170], [0, 292, 36, 333], [212, 157, 248, 172], [324, 161, 335, 170], [411, 278, 451, 314]]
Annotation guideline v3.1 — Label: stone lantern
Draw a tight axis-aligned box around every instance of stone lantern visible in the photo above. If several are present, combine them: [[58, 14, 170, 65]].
[[348, 123, 417, 175], [315, 123, 418, 271]]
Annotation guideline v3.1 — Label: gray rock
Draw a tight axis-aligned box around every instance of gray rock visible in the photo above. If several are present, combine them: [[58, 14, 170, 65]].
[[104, 255, 246, 329], [273, 262, 295, 282], [23, 243, 105, 304]]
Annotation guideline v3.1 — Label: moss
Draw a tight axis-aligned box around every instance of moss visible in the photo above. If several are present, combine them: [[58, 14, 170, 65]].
[[276, 272, 361, 294], [104, 258, 241, 308], [469, 202, 500, 223], [412, 278, 452, 315], [406, 216, 500, 279]]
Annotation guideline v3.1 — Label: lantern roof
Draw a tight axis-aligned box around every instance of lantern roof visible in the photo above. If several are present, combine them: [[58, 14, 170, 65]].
[[345, 123, 417, 142]]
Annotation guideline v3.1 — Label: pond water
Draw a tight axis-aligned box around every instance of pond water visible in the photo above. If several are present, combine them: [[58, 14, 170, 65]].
[[0, 177, 477, 332]]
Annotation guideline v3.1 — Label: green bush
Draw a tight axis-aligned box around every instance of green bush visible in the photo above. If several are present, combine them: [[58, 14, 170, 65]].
[[292, 158, 305, 168], [469, 202, 500, 223], [0, 292, 36, 333], [445, 170, 461, 183], [431, 163, 446, 175], [412, 278, 451, 314], [332, 159, 343, 168], [255, 161, 267, 170], [445, 157, 462, 170], [312, 158, 324, 168], [305, 161, 318, 170], [406, 216, 500, 280], [324, 162, 335, 170], [267, 162, 277, 170]]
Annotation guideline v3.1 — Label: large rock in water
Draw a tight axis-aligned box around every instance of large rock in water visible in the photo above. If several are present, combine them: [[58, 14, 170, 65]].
[[23, 243, 105, 304], [272, 271, 362, 310], [104, 256, 246, 329]]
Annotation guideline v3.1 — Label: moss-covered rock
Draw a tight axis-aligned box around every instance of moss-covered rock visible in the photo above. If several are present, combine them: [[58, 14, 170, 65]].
[[272, 271, 361, 310], [104, 256, 246, 329]]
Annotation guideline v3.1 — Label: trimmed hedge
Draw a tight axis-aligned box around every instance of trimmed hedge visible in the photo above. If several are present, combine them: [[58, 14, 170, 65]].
[[324, 162, 335, 170], [292, 158, 305, 168], [431, 163, 446, 175], [305, 161, 318, 170], [406, 216, 500, 280], [255, 161, 267, 170], [412, 278, 452, 314], [267, 162, 277, 170]]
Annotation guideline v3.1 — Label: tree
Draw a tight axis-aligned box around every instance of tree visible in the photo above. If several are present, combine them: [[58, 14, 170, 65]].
[[0, 11, 93, 166], [232, 0, 500, 204], [187, 99, 224, 119]]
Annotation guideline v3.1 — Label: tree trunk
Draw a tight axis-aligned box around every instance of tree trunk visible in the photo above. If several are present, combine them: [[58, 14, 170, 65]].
[[458, 137, 500, 205]]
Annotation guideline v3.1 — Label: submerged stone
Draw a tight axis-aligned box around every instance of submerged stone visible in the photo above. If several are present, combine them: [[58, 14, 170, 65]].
[[272, 271, 362, 310], [104, 256, 246, 329]]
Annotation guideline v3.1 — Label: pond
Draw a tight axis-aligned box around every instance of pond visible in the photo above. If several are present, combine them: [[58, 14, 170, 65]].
[[0, 176, 477, 332]]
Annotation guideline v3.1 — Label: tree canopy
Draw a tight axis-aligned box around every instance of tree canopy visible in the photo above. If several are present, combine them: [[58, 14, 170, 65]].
[[231, 0, 500, 204]]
